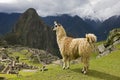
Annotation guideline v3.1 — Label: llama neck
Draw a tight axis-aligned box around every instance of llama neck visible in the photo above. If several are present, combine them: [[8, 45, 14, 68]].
[[56, 33, 66, 41], [56, 28, 67, 43], [56, 32, 66, 49]]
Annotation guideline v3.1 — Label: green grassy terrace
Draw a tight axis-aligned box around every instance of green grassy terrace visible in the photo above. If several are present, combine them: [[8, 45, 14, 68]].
[[0, 44, 120, 80]]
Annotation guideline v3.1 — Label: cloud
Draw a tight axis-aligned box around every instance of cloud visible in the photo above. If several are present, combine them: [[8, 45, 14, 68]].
[[0, 0, 120, 21], [89, 0, 120, 20], [0, 0, 17, 3]]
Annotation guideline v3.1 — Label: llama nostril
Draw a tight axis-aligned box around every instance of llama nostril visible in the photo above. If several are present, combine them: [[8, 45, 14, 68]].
[[52, 26, 56, 31]]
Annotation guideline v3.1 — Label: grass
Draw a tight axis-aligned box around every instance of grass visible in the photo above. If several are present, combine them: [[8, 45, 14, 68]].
[[0, 44, 120, 80]]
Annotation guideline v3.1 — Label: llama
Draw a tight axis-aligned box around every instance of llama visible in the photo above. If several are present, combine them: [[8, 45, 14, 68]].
[[53, 21, 97, 74]]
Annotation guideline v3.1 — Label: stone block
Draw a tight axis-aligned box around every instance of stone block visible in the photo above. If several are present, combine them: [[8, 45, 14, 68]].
[[102, 50, 110, 55], [113, 40, 120, 45], [98, 44, 106, 53]]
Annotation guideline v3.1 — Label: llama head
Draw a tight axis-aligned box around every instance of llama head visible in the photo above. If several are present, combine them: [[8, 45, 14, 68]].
[[53, 21, 62, 31], [53, 21, 66, 36]]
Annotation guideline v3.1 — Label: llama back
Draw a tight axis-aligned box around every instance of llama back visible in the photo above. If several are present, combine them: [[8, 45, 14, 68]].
[[70, 38, 93, 56], [60, 37, 80, 59]]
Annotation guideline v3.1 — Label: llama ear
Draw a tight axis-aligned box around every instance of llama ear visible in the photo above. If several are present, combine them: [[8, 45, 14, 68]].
[[54, 21, 57, 25], [86, 34, 88, 37], [58, 24, 61, 26]]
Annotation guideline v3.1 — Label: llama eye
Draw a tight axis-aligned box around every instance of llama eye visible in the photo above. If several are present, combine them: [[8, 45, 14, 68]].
[[54, 25, 57, 27]]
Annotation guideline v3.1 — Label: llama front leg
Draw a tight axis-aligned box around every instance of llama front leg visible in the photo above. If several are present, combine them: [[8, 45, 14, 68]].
[[62, 58, 67, 70], [66, 58, 70, 69]]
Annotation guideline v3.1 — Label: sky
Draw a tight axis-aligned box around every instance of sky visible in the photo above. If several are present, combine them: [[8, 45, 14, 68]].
[[0, 0, 120, 21]]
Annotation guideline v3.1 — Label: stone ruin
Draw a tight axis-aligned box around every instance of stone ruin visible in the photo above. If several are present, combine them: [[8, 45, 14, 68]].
[[1, 61, 38, 74], [97, 44, 114, 57], [0, 46, 60, 74], [0, 47, 38, 75], [97, 29, 120, 57], [28, 48, 59, 64]]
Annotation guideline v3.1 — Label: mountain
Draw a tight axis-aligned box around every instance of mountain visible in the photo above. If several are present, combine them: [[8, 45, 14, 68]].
[[42, 15, 120, 40], [42, 14, 100, 37], [0, 13, 20, 34], [98, 16, 120, 40], [4, 8, 59, 56], [0, 12, 120, 41]]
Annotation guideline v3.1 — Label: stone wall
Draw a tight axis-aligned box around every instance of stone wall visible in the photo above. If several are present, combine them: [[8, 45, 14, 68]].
[[97, 28, 120, 57], [97, 39, 120, 57], [0, 46, 59, 74]]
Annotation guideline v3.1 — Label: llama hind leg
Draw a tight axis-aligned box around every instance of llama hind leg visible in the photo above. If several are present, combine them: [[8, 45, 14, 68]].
[[81, 65, 89, 74], [81, 57, 89, 74]]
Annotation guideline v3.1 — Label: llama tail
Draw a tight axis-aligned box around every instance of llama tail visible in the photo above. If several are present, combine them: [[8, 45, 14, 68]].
[[86, 33, 97, 43]]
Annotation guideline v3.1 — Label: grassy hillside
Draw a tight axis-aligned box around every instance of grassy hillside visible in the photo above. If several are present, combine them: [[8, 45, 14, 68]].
[[0, 44, 120, 80]]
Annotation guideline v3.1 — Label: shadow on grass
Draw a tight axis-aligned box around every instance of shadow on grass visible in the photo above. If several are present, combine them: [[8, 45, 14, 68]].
[[71, 68, 120, 80], [0, 77, 5, 80]]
